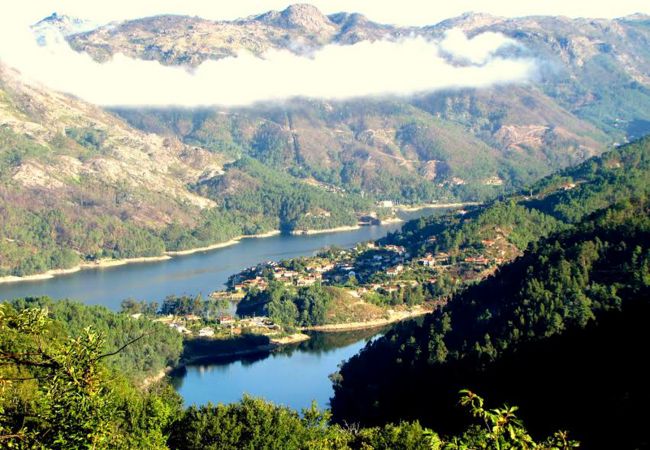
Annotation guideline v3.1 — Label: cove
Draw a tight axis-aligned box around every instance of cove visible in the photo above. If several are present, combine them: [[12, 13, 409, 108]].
[[170, 328, 387, 411]]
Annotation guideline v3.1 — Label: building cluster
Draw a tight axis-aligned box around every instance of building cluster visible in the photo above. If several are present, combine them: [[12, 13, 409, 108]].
[[153, 311, 280, 340], [218, 229, 513, 310], [230, 259, 336, 292]]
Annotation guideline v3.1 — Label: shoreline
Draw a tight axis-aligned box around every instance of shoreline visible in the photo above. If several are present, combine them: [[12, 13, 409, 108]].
[[395, 202, 480, 212], [0, 201, 468, 286], [300, 306, 431, 332], [0, 230, 291, 285], [290, 224, 361, 235], [165, 230, 282, 257], [177, 333, 310, 367], [179, 344, 277, 366], [176, 309, 431, 368], [268, 332, 311, 345], [0, 255, 172, 285], [379, 217, 404, 225]]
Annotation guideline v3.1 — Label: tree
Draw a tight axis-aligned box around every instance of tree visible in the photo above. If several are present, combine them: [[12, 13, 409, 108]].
[[0, 305, 119, 448]]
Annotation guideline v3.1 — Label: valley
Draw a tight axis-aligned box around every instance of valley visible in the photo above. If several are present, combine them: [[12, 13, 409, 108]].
[[1, 3, 649, 449]]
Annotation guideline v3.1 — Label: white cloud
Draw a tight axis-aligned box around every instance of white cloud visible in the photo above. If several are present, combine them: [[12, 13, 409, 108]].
[[0, 18, 537, 107], [0, 1, 645, 109], [440, 29, 519, 64]]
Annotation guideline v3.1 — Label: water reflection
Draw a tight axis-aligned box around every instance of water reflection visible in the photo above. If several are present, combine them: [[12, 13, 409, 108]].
[[170, 328, 386, 410]]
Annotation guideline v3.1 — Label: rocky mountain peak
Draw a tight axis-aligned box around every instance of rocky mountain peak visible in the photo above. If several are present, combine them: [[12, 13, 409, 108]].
[[435, 12, 504, 31], [32, 12, 96, 40], [257, 4, 335, 33]]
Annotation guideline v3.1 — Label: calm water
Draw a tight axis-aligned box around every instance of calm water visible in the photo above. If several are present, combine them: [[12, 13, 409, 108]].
[[0, 208, 444, 410], [0, 209, 444, 309], [170, 328, 385, 410]]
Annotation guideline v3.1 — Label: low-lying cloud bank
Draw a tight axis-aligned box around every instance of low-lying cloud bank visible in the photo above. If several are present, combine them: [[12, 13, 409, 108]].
[[0, 21, 536, 107]]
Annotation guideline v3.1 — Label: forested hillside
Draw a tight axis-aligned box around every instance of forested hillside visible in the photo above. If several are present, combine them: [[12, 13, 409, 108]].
[[381, 136, 650, 263], [1, 298, 579, 449], [5, 297, 183, 379], [331, 199, 650, 449]]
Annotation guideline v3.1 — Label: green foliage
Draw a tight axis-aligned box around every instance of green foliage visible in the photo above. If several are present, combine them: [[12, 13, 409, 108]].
[[166, 392, 575, 450], [447, 390, 579, 450], [0, 204, 166, 276], [0, 304, 120, 448], [0, 127, 50, 177], [528, 136, 650, 223], [383, 137, 650, 261], [332, 200, 650, 448], [7, 298, 183, 379], [167, 396, 347, 450], [0, 301, 577, 449], [238, 283, 336, 327], [196, 157, 368, 232], [0, 303, 183, 449], [65, 127, 107, 151]]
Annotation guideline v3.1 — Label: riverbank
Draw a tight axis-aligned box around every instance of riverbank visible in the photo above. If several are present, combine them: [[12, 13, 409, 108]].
[[0, 202, 469, 286], [290, 225, 361, 236], [395, 202, 480, 212], [301, 306, 432, 332], [165, 230, 282, 256], [379, 217, 404, 225], [269, 333, 310, 345], [0, 226, 358, 285], [0, 255, 172, 285], [179, 333, 308, 366]]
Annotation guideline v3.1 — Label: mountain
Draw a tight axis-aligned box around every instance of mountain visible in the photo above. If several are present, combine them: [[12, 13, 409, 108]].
[[59, 6, 650, 203], [331, 199, 650, 450], [329, 138, 650, 449], [0, 63, 371, 276], [33, 12, 97, 38], [0, 62, 225, 274], [66, 5, 407, 65]]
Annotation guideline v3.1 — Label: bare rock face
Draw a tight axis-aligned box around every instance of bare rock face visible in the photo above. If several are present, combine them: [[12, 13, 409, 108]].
[[260, 4, 336, 33], [0, 62, 222, 218]]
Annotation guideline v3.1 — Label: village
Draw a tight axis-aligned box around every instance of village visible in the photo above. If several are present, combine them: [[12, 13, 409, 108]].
[[140, 214, 517, 353], [221, 233, 510, 301]]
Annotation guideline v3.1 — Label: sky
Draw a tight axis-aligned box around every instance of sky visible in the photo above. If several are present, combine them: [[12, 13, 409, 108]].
[[8, 0, 650, 27], [0, 1, 648, 107]]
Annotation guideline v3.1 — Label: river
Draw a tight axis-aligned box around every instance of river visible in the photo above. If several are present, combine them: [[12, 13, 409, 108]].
[[0, 209, 444, 309], [0, 207, 446, 410], [170, 328, 388, 410]]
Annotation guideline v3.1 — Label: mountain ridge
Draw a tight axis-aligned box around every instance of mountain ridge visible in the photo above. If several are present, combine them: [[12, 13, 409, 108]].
[[50, 6, 650, 205]]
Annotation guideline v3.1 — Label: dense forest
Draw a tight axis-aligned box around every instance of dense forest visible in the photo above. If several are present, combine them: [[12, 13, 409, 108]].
[[0, 299, 579, 448], [4, 298, 183, 379], [331, 199, 650, 449], [381, 136, 650, 259]]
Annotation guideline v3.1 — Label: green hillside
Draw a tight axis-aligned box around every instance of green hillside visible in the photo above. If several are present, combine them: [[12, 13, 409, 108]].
[[331, 192, 649, 449]]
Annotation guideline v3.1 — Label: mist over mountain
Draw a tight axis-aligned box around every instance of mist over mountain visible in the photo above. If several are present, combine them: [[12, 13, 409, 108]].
[[38, 5, 650, 205], [1, 4, 649, 271]]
